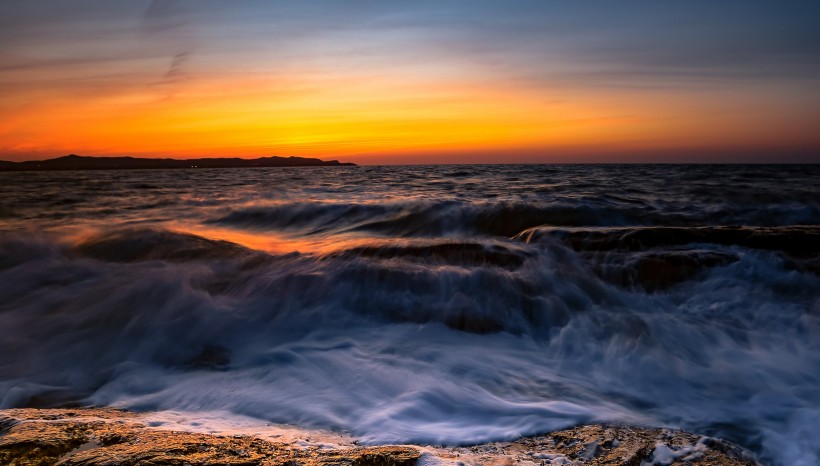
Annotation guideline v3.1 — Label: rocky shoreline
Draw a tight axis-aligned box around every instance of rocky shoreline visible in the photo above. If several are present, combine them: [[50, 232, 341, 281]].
[[0, 408, 759, 466]]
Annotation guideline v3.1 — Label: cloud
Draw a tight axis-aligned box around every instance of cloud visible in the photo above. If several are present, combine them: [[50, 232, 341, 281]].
[[140, 0, 196, 89], [164, 52, 190, 79]]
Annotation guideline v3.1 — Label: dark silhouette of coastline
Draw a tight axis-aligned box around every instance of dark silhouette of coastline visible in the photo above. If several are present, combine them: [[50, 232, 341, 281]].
[[0, 154, 356, 171]]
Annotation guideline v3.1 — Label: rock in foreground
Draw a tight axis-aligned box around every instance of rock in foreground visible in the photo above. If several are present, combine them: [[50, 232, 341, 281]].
[[0, 408, 759, 466]]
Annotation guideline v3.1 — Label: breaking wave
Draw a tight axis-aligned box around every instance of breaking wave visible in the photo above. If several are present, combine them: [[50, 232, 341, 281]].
[[209, 200, 820, 238], [0, 164, 819, 466]]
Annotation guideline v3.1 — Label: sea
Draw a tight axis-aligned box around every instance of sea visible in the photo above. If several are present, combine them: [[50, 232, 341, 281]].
[[0, 164, 818, 465]]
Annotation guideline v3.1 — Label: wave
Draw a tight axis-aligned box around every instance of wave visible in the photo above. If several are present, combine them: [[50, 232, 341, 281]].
[[75, 228, 265, 263], [325, 241, 534, 270], [208, 200, 820, 240], [1, 226, 818, 465], [210, 203, 395, 235], [1, 164, 819, 465]]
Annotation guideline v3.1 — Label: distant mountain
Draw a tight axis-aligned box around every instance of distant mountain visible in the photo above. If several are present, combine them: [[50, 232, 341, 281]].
[[0, 154, 356, 171]]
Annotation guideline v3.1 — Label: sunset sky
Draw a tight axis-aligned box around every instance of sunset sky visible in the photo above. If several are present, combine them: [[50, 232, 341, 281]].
[[2, 1, 819, 164]]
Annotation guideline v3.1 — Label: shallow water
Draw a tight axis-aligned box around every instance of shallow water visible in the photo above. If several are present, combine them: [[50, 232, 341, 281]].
[[1, 164, 818, 465]]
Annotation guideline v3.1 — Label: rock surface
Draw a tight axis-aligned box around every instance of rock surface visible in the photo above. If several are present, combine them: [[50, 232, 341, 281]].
[[0, 408, 760, 466]]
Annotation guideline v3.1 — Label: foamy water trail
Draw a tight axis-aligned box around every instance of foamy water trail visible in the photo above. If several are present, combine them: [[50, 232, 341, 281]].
[[1, 165, 818, 465]]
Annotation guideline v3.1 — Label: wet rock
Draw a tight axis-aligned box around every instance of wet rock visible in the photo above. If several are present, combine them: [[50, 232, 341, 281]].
[[0, 409, 419, 466], [516, 225, 820, 290], [185, 345, 231, 371], [518, 225, 820, 258], [0, 409, 759, 466], [354, 447, 421, 466], [591, 249, 739, 291]]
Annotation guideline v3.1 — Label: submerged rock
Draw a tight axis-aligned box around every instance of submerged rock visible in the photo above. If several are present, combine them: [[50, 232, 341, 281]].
[[517, 225, 820, 258], [0, 408, 760, 466], [589, 249, 739, 292], [517, 225, 820, 291]]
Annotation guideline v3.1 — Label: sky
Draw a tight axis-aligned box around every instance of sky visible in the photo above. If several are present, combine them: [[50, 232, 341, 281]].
[[1, 1, 819, 164]]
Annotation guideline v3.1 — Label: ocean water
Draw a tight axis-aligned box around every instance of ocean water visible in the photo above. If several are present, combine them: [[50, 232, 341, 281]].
[[0, 164, 818, 465]]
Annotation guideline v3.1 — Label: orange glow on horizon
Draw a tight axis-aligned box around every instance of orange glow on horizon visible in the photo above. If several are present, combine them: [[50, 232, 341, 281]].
[[2, 65, 819, 164]]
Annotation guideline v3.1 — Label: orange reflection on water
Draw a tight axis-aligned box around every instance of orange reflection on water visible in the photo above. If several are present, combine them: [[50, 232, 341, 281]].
[[171, 223, 381, 257]]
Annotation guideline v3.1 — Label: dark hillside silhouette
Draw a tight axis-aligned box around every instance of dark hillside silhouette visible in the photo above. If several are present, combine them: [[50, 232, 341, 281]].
[[0, 154, 356, 171]]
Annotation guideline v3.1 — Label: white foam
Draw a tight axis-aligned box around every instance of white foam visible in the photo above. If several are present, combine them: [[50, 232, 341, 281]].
[[1, 221, 818, 465]]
